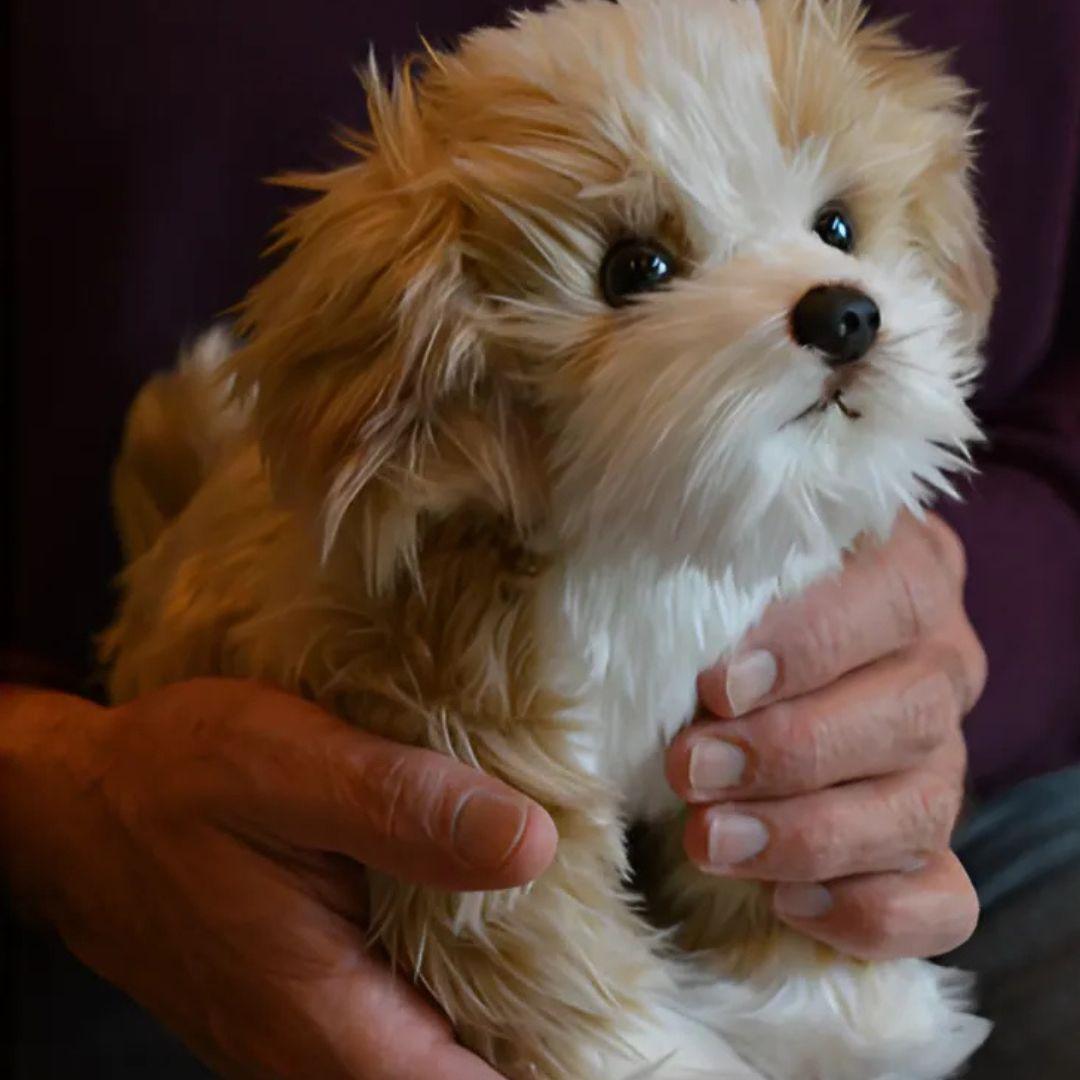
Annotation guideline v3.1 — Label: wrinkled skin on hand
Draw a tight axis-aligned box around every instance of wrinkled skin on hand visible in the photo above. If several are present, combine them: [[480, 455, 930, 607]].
[[668, 512, 985, 961], [0, 679, 556, 1079]]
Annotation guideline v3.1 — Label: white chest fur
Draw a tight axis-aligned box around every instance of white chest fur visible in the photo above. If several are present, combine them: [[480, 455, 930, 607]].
[[534, 555, 828, 822], [533, 552, 990, 1080]]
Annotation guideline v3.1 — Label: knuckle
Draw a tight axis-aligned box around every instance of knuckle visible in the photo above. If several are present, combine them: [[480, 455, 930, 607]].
[[944, 732, 969, 787], [186, 677, 265, 730], [923, 516, 968, 585], [931, 865, 981, 954], [785, 813, 842, 879], [924, 634, 984, 716], [960, 627, 989, 709], [789, 715, 832, 793], [950, 889, 981, 948], [889, 555, 945, 645], [887, 520, 968, 645], [755, 703, 818, 788], [360, 751, 423, 841], [899, 668, 957, 756], [842, 889, 894, 959], [849, 880, 918, 960], [910, 774, 963, 846], [107, 700, 203, 821], [872, 888, 914, 953], [787, 611, 851, 689], [845, 889, 905, 960]]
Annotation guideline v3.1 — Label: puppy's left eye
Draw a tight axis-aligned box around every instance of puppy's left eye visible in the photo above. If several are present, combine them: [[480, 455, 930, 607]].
[[813, 205, 856, 254], [600, 239, 677, 307]]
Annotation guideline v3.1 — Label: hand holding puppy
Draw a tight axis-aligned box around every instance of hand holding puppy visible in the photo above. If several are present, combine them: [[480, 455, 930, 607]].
[[668, 512, 984, 961], [0, 680, 555, 1079]]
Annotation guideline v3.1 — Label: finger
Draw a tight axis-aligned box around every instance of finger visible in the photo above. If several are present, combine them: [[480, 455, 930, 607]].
[[166, 680, 558, 891], [939, 609, 989, 713], [283, 849, 371, 923], [168, 860, 503, 1080], [294, 731, 558, 891], [338, 946, 507, 1080], [669, 651, 963, 802], [698, 513, 964, 717], [282, 900, 506, 1080], [683, 765, 963, 882], [772, 850, 980, 960]]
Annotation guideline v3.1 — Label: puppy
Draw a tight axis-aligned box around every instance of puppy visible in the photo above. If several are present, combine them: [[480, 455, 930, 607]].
[[104, 1, 996, 1076]]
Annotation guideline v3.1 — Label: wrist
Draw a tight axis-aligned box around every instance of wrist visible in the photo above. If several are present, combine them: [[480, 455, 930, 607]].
[[0, 686, 112, 922]]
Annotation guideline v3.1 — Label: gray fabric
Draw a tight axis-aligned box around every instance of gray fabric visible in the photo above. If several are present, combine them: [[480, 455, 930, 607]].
[[943, 767, 1080, 1079], [955, 767, 1080, 910], [950, 864, 1080, 1079]]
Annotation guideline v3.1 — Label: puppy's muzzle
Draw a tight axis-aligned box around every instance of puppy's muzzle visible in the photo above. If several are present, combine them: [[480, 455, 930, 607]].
[[792, 285, 881, 366]]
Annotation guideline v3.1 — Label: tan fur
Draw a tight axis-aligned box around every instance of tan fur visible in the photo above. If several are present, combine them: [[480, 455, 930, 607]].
[[111, 328, 241, 562], [763, 0, 995, 340], [103, 3, 993, 1076]]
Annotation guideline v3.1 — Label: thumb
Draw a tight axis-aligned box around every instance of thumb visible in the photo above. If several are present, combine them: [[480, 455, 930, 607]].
[[206, 682, 558, 891]]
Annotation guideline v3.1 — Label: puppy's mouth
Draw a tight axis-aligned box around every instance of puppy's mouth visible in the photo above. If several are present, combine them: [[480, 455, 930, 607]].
[[786, 390, 863, 428], [784, 362, 867, 428]]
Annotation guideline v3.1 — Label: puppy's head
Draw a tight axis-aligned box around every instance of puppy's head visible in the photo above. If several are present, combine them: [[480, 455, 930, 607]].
[[232, 0, 994, 590]]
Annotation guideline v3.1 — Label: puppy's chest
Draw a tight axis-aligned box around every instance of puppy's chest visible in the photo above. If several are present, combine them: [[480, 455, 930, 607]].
[[534, 562, 779, 822]]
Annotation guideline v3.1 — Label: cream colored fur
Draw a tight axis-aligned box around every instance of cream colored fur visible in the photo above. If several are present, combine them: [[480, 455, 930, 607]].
[[103, 1, 996, 1076]]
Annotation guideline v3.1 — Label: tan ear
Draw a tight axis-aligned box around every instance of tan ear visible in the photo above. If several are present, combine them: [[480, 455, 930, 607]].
[[910, 130, 997, 346], [229, 63, 485, 558], [846, 7, 998, 344]]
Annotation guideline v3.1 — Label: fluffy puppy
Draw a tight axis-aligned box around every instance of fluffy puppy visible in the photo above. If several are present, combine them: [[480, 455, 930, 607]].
[[104, 1, 996, 1076]]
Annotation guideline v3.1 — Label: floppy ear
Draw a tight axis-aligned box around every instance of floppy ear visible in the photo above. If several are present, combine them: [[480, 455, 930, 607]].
[[763, 1, 996, 344], [908, 121, 997, 346], [229, 65, 490, 569], [845, 6, 997, 344]]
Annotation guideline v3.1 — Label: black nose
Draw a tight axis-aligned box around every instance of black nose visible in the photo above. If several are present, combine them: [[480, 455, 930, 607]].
[[792, 285, 881, 366]]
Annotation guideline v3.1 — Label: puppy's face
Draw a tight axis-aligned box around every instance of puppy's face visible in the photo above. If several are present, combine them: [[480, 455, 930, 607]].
[[233, 0, 994, 588]]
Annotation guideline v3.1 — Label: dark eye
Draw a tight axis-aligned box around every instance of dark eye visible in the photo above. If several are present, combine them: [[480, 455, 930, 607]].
[[600, 238, 677, 307], [813, 205, 856, 253]]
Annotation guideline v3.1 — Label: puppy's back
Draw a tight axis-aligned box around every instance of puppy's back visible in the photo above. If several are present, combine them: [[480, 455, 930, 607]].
[[112, 325, 244, 561]]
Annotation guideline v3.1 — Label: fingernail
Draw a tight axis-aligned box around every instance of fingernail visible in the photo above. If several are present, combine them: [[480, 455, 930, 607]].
[[706, 812, 770, 867], [690, 741, 747, 793], [452, 790, 528, 869], [726, 650, 778, 715], [774, 883, 834, 919]]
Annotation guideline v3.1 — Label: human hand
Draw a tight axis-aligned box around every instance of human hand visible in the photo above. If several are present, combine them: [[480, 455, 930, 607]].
[[0, 678, 556, 1078], [666, 512, 985, 961]]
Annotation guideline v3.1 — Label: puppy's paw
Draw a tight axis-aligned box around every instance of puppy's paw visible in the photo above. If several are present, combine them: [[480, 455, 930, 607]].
[[708, 953, 989, 1079]]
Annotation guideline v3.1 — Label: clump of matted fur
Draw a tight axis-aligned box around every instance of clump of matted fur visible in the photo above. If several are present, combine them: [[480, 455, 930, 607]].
[[104, 2, 995, 1077]]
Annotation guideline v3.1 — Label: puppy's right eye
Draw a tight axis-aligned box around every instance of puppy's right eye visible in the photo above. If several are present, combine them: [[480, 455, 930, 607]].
[[813, 204, 856, 254], [600, 239, 677, 307]]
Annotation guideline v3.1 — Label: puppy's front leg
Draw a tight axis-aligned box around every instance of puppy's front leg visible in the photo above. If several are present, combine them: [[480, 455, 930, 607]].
[[365, 750, 757, 1080], [634, 814, 784, 976], [637, 814, 988, 1080]]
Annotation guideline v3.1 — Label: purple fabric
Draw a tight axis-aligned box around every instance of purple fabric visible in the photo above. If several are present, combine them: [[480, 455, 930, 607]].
[[8, 1, 1080, 794], [869, 0, 1080, 792]]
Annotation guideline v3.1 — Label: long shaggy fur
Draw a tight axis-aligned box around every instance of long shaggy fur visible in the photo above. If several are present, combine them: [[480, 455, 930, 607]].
[[103, 2, 996, 1076]]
